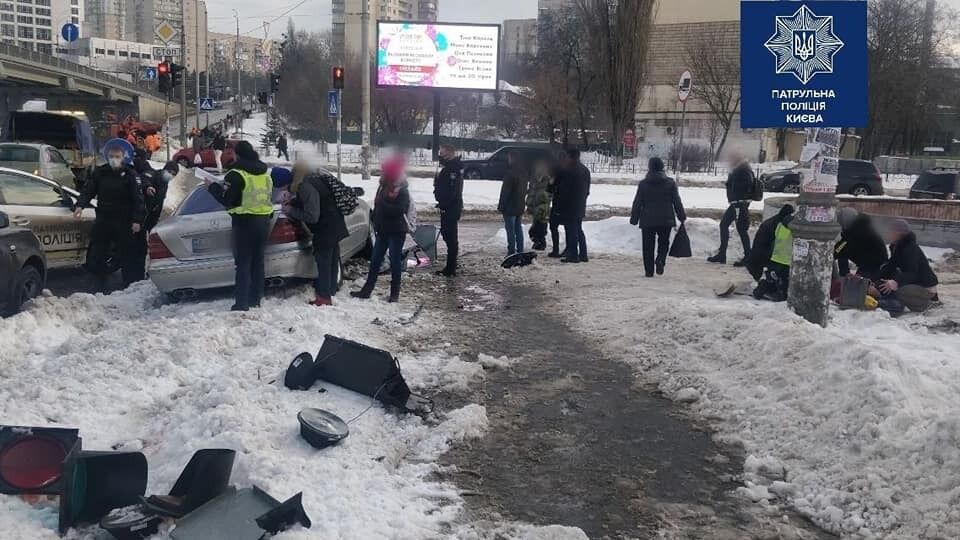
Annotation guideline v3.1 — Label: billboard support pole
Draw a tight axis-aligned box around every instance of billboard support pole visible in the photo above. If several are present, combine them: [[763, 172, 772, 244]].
[[432, 91, 440, 162], [360, 0, 371, 180]]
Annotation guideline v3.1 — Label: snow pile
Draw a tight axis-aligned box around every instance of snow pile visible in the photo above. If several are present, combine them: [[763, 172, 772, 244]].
[[0, 283, 489, 538], [574, 290, 960, 537], [478, 353, 516, 370]]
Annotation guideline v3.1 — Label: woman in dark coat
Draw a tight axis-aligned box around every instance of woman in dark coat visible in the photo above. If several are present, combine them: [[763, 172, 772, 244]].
[[351, 156, 411, 303], [630, 157, 686, 277], [282, 163, 349, 307]]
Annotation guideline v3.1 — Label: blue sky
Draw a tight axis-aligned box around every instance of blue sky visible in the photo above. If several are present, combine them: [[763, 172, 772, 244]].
[[205, 0, 539, 38]]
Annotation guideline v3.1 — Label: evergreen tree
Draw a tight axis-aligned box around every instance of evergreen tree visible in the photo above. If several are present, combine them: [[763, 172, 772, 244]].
[[260, 107, 283, 153]]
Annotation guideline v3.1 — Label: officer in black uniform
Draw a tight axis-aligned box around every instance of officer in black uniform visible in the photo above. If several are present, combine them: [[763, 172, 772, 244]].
[[127, 156, 178, 282], [74, 141, 145, 290], [433, 144, 463, 277]]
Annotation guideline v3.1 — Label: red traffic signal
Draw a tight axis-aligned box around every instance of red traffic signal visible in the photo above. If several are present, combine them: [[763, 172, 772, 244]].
[[332, 66, 344, 89], [158, 62, 169, 75]]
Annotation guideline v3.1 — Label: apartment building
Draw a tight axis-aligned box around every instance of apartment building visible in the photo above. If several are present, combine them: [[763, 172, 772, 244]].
[[0, 0, 82, 54]]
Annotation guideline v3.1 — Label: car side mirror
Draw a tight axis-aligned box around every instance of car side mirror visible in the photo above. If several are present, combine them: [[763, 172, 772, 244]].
[[352, 187, 365, 197], [0, 212, 8, 229]]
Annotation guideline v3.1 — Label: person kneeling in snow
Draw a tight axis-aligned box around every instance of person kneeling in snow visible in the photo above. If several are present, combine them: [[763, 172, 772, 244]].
[[750, 205, 794, 302], [875, 219, 940, 314], [834, 207, 888, 279]]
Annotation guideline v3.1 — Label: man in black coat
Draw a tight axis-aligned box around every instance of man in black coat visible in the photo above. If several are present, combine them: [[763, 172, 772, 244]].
[[212, 131, 227, 170], [557, 147, 590, 263], [835, 207, 888, 279], [709, 153, 754, 265], [433, 144, 464, 276], [73, 142, 145, 290], [745, 204, 794, 282], [877, 219, 939, 313], [277, 134, 290, 161], [498, 152, 529, 256], [282, 168, 349, 306], [630, 157, 685, 276]]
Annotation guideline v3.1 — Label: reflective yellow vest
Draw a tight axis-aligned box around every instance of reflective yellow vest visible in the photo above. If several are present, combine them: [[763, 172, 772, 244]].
[[227, 169, 273, 215], [770, 223, 793, 266]]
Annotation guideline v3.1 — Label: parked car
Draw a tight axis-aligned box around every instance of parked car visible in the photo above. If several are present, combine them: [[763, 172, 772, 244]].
[[460, 146, 560, 180], [172, 139, 238, 170], [0, 143, 77, 186], [4, 110, 97, 187], [148, 180, 372, 301], [0, 210, 46, 316], [0, 167, 97, 269], [908, 169, 960, 200], [760, 159, 884, 196]]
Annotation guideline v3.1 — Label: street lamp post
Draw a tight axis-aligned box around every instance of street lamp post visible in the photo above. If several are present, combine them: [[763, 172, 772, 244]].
[[360, 0, 371, 180]]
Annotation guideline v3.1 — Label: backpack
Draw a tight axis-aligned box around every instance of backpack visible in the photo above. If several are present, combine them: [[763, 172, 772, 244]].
[[321, 174, 360, 216], [751, 170, 764, 202]]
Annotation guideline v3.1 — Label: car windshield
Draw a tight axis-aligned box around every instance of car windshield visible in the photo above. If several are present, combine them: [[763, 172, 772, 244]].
[[178, 185, 285, 216], [0, 146, 40, 163], [913, 172, 957, 193]]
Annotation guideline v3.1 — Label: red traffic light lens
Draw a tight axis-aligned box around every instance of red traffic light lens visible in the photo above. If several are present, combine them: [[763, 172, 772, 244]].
[[0, 436, 68, 490], [158, 63, 169, 74]]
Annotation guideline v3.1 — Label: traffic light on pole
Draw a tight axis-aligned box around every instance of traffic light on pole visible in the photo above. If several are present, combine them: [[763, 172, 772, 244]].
[[270, 73, 280, 94], [158, 62, 171, 95], [332, 66, 344, 89], [170, 63, 184, 87]]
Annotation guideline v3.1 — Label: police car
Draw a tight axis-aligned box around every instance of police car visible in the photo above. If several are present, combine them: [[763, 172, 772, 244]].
[[0, 167, 97, 269]]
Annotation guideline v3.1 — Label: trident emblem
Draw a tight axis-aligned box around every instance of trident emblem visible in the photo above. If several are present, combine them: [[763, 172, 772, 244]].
[[793, 31, 815, 62]]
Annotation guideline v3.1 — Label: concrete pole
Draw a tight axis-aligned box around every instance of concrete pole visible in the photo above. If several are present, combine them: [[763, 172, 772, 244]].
[[787, 128, 842, 327], [180, 25, 188, 148], [235, 9, 241, 134], [360, 0, 371, 180]]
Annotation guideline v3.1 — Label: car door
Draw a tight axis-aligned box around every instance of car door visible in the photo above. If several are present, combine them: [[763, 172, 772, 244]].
[[0, 170, 91, 268], [44, 148, 78, 186], [487, 149, 510, 180]]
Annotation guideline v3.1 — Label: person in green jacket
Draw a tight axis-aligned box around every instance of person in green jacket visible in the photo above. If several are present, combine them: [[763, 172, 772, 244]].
[[525, 159, 552, 251]]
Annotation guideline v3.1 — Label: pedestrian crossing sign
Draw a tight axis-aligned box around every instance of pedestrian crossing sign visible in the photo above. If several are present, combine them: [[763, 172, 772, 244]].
[[199, 97, 215, 111]]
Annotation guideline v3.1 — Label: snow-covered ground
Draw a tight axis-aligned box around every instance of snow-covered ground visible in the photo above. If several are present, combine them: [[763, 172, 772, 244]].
[[497, 218, 960, 538], [0, 283, 496, 538]]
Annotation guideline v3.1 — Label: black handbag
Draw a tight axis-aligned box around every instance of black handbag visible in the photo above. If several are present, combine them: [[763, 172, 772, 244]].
[[669, 224, 692, 258]]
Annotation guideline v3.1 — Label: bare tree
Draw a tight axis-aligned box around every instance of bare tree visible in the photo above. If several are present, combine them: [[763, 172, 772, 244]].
[[375, 89, 430, 135], [685, 34, 741, 162], [577, 0, 656, 164]]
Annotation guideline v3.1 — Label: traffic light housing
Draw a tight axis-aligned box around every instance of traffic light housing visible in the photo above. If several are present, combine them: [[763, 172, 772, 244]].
[[270, 73, 280, 94], [332, 66, 344, 89], [170, 63, 184, 87], [158, 62, 171, 95]]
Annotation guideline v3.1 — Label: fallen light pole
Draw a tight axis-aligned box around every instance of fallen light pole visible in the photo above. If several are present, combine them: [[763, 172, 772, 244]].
[[787, 127, 842, 327]]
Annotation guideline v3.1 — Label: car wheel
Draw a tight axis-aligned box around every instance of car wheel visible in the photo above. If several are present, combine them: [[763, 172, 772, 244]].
[[850, 184, 871, 196], [464, 169, 481, 180], [10, 264, 42, 315], [783, 183, 800, 193]]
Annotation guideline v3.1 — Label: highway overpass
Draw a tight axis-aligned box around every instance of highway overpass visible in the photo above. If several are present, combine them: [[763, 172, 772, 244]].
[[0, 43, 170, 126]]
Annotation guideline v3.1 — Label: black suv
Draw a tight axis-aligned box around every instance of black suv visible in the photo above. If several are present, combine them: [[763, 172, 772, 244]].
[[0, 210, 46, 316], [760, 159, 884, 196], [909, 169, 960, 200], [460, 146, 560, 180]]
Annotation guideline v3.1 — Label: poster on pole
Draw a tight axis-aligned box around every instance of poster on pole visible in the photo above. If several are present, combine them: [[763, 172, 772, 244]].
[[376, 22, 501, 91]]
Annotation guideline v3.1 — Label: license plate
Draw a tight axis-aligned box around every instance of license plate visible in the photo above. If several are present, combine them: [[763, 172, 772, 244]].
[[191, 237, 215, 253]]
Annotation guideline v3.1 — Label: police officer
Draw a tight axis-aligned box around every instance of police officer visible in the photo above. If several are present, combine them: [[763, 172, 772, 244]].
[[128, 157, 177, 282], [433, 144, 463, 277], [73, 141, 145, 290], [204, 140, 272, 312]]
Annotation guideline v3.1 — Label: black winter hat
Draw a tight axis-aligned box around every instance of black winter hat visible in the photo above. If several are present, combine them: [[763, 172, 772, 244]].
[[648, 157, 665, 172], [235, 140, 259, 161]]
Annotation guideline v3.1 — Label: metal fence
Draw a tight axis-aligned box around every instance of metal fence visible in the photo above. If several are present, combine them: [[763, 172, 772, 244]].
[[0, 43, 163, 98]]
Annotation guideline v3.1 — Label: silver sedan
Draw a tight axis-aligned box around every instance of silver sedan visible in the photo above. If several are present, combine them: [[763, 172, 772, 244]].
[[148, 182, 372, 300]]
